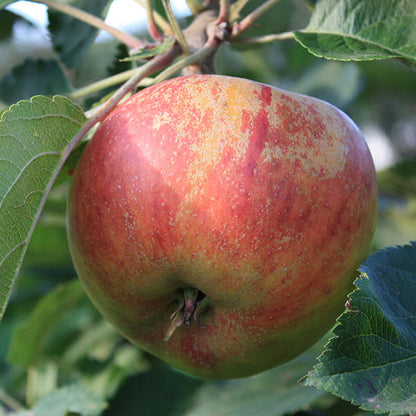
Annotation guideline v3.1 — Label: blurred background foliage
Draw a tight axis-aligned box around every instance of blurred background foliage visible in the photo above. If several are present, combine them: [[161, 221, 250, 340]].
[[0, 0, 415, 415]]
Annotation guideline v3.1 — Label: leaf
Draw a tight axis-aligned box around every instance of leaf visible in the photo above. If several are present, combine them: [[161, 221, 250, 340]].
[[375, 198, 416, 252], [377, 156, 416, 197], [0, 9, 28, 40], [105, 339, 327, 416], [186, 349, 326, 416], [32, 384, 107, 416], [0, 0, 16, 10], [120, 38, 176, 62], [48, 0, 112, 69], [0, 59, 72, 105], [107, 43, 132, 76], [290, 61, 363, 109], [78, 341, 149, 399], [22, 187, 73, 269], [302, 242, 416, 414], [54, 141, 87, 188], [185, 0, 206, 15], [0, 95, 87, 321], [294, 0, 416, 67], [104, 366, 205, 416], [232, 0, 294, 39], [8, 279, 87, 367]]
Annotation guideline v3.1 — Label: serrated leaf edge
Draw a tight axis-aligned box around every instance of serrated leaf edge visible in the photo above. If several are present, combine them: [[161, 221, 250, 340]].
[[0, 95, 86, 321], [294, 31, 415, 64]]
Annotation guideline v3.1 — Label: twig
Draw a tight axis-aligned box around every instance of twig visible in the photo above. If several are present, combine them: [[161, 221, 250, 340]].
[[232, 31, 295, 44], [152, 42, 217, 84], [229, 0, 251, 22], [62, 45, 180, 180], [82, 45, 179, 123], [145, 0, 164, 41], [231, 0, 284, 38], [162, 0, 191, 55], [68, 71, 154, 101], [217, 0, 229, 23], [133, 0, 173, 35], [32, 0, 145, 49]]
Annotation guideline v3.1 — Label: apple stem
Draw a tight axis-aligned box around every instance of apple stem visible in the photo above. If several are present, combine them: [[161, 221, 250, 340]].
[[164, 288, 208, 341]]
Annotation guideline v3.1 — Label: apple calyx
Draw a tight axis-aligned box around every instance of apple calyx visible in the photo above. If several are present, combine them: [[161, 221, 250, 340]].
[[164, 288, 209, 341]]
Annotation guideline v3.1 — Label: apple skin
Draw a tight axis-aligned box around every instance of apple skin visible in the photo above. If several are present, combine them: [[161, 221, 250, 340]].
[[67, 74, 378, 379]]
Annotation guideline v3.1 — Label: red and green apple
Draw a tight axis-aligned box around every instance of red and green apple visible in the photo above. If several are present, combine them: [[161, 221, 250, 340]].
[[67, 75, 378, 379]]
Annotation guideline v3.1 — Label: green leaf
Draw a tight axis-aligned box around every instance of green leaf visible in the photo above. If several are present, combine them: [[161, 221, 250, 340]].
[[54, 141, 87, 188], [32, 384, 107, 416], [121, 38, 176, 62], [48, 0, 112, 69], [232, 0, 294, 39], [0, 95, 87, 321], [0, 9, 27, 40], [106, 340, 327, 416], [79, 341, 149, 399], [185, 0, 206, 15], [8, 279, 87, 367], [107, 43, 132, 76], [22, 186, 73, 269], [4, 411, 31, 416], [378, 156, 416, 197], [290, 61, 363, 109], [0, 0, 16, 10], [0, 59, 72, 105], [302, 242, 416, 414], [186, 350, 326, 416], [104, 366, 205, 416], [375, 198, 416, 251], [294, 0, 416, 67]]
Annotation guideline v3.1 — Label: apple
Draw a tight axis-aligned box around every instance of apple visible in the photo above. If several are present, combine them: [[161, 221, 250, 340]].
[[67, 74, 378, 379]]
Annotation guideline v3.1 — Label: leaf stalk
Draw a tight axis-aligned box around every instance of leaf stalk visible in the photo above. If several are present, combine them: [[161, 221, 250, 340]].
[[231, 0, 285, 38], [32, 0, 145, 49], [162, 0, 191, 55], [233, 31, 295, 44], [145, 0, 164, 41]]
